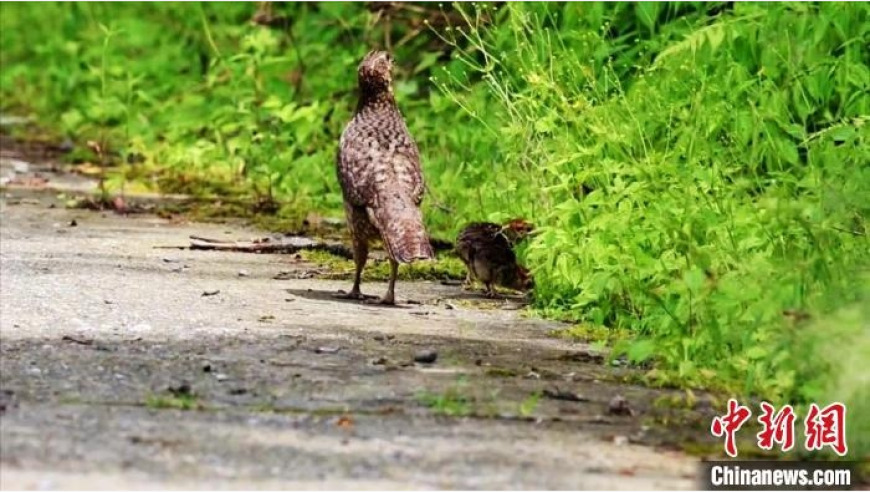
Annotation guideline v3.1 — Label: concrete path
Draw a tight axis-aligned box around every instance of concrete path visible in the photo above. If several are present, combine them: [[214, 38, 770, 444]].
[[0, 143, 702, 490]]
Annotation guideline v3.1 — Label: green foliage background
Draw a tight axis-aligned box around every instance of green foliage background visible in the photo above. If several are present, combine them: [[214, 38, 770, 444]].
[[1, 2, 867, 450]]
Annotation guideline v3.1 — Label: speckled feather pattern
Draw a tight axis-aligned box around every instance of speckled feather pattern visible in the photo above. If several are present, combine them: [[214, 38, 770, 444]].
[[337, 51, 433, 263]]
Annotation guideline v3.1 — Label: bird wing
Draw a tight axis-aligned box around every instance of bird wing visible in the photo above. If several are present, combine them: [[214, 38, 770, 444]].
[[338, 116, 424, 207], [387, 123, 425, 205], [337, 122, 377, 207]]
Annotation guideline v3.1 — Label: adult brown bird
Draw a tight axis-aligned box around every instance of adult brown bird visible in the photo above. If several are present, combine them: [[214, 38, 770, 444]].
[[335, 50, 434, 305], [456, 219, 535, 298]]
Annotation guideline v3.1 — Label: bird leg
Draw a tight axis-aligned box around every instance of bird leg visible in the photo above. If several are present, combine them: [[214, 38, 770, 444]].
[[366, 258, 398, 305], [484, 283, 500, 299], [461, 272, 474, 291], [333, 238, 377, 300]]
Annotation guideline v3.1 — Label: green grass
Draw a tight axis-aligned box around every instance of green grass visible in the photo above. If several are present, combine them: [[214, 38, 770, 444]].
[[428, 3, 869, 415], [144, 393, 201, 411], [550, 323, 631, 349], [417, 378, 541, 419], [2, 2, 868, 450], [518, 391, 541, 418], [299, 249, 466, 281], [417, 389, 473, 417]]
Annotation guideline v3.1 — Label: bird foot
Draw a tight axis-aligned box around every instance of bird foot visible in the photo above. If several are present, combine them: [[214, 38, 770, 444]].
[[483, 289, 502, 299], [333, 289, 378, 301], [364, 296, 397, 306]]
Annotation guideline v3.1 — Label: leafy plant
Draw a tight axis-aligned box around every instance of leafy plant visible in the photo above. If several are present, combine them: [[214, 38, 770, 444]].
[[145, 393, 201, 411], [430, 2, 869, 403], [418, 386, 472, 417], [518, 391, 541, 417]]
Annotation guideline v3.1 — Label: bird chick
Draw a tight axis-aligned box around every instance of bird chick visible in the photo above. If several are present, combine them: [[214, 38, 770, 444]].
[[335, 50, 434, 305], [455, 220, 534, 297]]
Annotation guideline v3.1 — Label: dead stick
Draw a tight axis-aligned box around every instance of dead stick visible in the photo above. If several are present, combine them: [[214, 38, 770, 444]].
[[188, 237, 354, 259]]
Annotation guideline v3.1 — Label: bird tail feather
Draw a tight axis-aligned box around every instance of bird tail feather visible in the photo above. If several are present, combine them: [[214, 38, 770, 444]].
[[367, 193, 434, 263]]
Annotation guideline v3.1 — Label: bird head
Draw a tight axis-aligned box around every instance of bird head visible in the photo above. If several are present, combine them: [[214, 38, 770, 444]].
[[501, 218, 535, 244], [358, 50, 394, 93]]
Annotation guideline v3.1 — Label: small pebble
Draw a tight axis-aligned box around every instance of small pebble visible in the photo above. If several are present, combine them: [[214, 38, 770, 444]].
[[10, 159, 29, 173], [315, 346, 340, 354], [69, 219, 77, 227], [202, 289, 220, 297], [413, 349, 438, 364], [169, 383, 192, 396], [607, 394, 635, 416], [215, 373, 229, 382], [611, 355, 629, 367], [613, 435, 629, 446], [58, 139, 74, 153], [694, 397, 714, 411], [238, 269, 249, 277]]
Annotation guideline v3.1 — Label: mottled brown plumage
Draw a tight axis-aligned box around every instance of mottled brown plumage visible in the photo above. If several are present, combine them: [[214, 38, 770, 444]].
[[335, 50, 434, 305], [456, 219, 534, 297]]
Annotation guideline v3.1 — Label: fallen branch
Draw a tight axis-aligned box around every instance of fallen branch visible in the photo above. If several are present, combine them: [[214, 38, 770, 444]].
[[542, 387, 590, 403], [62, 335, 94, 346], [186, 234, 453, 258], [188, 235, 354, 259]]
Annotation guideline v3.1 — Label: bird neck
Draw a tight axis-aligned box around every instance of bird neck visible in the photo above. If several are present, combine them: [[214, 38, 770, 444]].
[[356, 87, 397, 114]]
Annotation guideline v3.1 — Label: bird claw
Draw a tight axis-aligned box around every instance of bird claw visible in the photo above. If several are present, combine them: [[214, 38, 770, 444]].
[[364, 296, 396, 306], [333, 290, 378, 301], [483, 289, 501, 299]]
